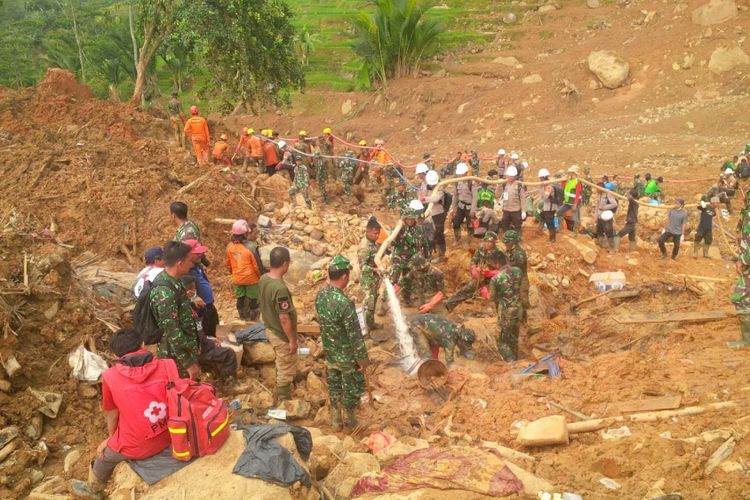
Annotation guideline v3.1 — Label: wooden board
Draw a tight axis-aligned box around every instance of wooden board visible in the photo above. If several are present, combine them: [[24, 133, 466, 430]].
[[614, 310, 735, 324], [609, 395, 682, 414], [297, 324, 321, 336], [608, 289, 640, 300]]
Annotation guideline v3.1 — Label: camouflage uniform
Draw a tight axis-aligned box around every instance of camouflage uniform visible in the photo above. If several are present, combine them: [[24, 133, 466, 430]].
[[383, 163, 399, 204], [408, 313, 475, 365], [289, 162, 312, 208], [315, 284, 369, 409], [390, 219, 431, 305], [150, 273, 200, 377], [339, 152, 356, 195], [357, 235, 381, 329], [293, 140, 309, 167], [581, 170, 593, 206], [505, 232, 529, 322], [469, 156, 480, 177], [489, 266, 522, 361], [633, 177, 645, 198], [388, 188, 415, 212], [314, 153, 328, 202], [175, 220, 201, 243], [731, 209, 750, 347], [401, 252, 445, 305], [445, 242, 505, 310]]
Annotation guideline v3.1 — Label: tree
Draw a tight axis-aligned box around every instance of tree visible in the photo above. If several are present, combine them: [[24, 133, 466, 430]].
[[349, 0, 443, 86], [294, 26, 318, 67]]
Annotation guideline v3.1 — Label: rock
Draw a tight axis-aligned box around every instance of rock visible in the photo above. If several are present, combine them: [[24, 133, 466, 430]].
[[28, 475, 67, 500], [587, 50, 630, 89], [502, 113, 516, 121], [281, 399, 311, 419], [63, 448, 81, 472], [242, 341, 276, 365], [78, 384, 98, 399], [43, 301, 59, 320], [686, 121, 695, 130], [375, 436, 429, 466], [311, 244, 326, 257], [262, 202, 277, 213], [516, 415, 569, 447], [457, 102, 470, 114], [0, 426, 19, 454], [310, 434, 345, 479], [522, 73, 543, 84], [538, 4, 557, 13], [313, 404, 330, 426], [341, 99, 354, 115], [310, 230, 324, 241], [25, 414, 44, 440], [0, 379, 10, 392], [30, 469, 44, 485], [259, 246, 319, 284], [258, 363, 276, 386], [708, 46, 750, 74], [324, 452, 380, 499], [493, 56, 520, 67], [502, 12, 517, 24], [311, 257, 331, 270], [587, 0, 600, 8], [306, 371, 326, 393], [691, 0, 737, 25], [291, 221, 306, 231]]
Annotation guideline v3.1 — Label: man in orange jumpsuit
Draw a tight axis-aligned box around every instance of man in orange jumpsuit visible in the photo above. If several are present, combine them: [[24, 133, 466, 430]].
[[263, 135, 280, 175], [212, 134, 231, 166], [369, 139, 390, 184], [233, 128, 249, 166], [183, 106, 210, 165], [247, 129, 264, 174]]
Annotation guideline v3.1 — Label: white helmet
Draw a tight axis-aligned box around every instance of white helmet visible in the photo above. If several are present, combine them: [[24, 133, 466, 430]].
[[497, 148, 506, 156], [455, 162, 469, 175], [538, 168, 550, 178], [521, 160, 528, 168], [505, 166, 518, 177], [600, 210, 614, 221], [425, 170, 440, 186], [415, 163, 429, 175], [409, 199, 424, 211], [724, 168, 734, 175], [278, 140, 287, 149], [510, 152, 520, 160]]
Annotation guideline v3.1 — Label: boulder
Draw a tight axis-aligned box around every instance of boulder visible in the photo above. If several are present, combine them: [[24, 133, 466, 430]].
[[538, 4, 557, 13], [310, 434, 345, 479], [259, 246, 319, 284], [587, 50, 630, 89], [691, 0, 737, 26], [306, 371, 326, 394], [493, 56, 520, 67], [586, 0, 600, 8], [375, 436, 430, 466], [516, 415, 569, 447], [281, 399, 312, 419], [242, 341, 276, 365], [708, 46, 750, 74], [63, 448, 81, 472], [324, 452, 380, 499], [522, 73, 543, 84]]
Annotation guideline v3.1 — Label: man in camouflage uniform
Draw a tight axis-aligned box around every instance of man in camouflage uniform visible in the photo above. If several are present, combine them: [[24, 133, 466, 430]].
[[358, 218, 382, 331], [468, 150, 481, 177], [315, 255, 369, 430], [289, 160, 312, 208], [320, 127, 335, 176], [313, 152, 328, 202], [730, 198, 750, 348], [445, 231, 505, 311], [503, 229, 529, 323], [171, 201, 201, 243], [400, 251, 446, 312], [293, 130, 311, 169], [387, 174, 415, 211], [167, 92, 185, 148], [408, 313, 476, 365], [423, 151, 436, 171], [390, 208, 431, 306], [383, 161, 400, 205], [340, 150, 356, 195], [581, 167, 593, 206], [489, 256, 522, 361], [633, 174, 645, 198]]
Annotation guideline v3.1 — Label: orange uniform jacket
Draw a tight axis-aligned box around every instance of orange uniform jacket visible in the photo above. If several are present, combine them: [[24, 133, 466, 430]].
[[212, 141, 229, 159], [263, 141, 279, 166], [184, 116, 210, 143], [248, 135, 263, 158], [370, 149, 390, 165], [234, 135, 249, 155], [225, 241, 261, 285]]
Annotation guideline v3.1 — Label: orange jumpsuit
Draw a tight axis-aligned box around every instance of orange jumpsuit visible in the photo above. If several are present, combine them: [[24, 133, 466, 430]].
[[234, 135, 249, 158], [212, 141, 231, 166], [247, 135, 264, 169], [369, 148, 390, 183], [263, 141, 280, 172], [184, 116, 210, 165]]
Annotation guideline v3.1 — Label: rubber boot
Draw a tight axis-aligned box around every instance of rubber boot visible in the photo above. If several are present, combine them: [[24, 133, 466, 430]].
[[692, 242, 699, 258], [330, 402, 343, 431], [728, 314, 750, 348], [236, 297, 247, 320], [344, 406, 358, 430], [453, 228, 462, 247], [628, 240, 637, 252], [609, 236, 619, 253], [275, 384, 292, 404], [597, 235, 607, 248], [703, 243, 710, 258], [71, 464, 105, 499]]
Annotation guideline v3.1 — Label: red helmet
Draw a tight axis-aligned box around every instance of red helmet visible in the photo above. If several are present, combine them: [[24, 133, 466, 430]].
[[189, 105, 199, 115]]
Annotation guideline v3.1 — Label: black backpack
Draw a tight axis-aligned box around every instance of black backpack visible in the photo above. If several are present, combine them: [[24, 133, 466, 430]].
[[551, 184, 565, 205], [132, 274, 181, 345], [442, 191, 453, 212]]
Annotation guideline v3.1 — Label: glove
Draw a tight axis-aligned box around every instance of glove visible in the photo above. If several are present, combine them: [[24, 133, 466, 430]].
[[393, 284, 401, 295], [482, 270, 499, 279], [480, 286, 489, 300], [680, 235, 684, 243], [473, 219, 480, 229], [521, 212, 527, 221], [470, 265, 480, 280]]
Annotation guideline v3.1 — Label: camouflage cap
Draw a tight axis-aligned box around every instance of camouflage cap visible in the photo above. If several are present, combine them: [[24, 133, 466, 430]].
[[483, 231, 497, 241], [400, 208, 419, 220], [329, 255, 352, 271], [458, 327, 476, 344], [503, 229, 520, 243]]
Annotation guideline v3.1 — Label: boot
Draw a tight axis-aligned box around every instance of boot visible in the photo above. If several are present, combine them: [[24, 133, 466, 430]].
[[597, 235, 607, 248], [728, 314, 750, 348], [275, 384, 292, 404], [628, 240, 637, 252], [344, 406, 358, 430], [236, 297, 247, 320], [703, 243, 710, 258], [453, 228, 462, 247], [330, 402, 343, 431], [71, 464, 105, 499], [692, 243, 699, 258], [609, 236, 619, 253]]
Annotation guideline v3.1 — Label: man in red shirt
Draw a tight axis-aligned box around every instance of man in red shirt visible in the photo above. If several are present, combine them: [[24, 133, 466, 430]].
[[72, 328, 177, 497]]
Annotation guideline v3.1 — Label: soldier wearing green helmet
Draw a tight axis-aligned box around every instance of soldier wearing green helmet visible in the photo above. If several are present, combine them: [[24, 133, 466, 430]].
[[503, 229, 529, 323], [390, 206, 431, 306]]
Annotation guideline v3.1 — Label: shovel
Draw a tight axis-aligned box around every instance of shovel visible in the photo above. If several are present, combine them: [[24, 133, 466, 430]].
[[569, 288, 615, 313]]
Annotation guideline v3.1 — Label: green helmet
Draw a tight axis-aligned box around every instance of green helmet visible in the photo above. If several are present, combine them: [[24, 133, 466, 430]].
[[503, 229, 520, 243], [329, 255, 353, 271], [745, 143, 750, 153], [400, 208, 418, 220], [483, 231, 497, 241]]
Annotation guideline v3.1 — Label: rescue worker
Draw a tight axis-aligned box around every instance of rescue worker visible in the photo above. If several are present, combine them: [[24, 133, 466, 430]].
[[183, 105, 210, 165], [423, 151, 436, 170], [424, 170, 448, 262], [170, 201, 201, 243], [415, 163, 430, 198], [730, 207, 750, 348], [644, 174, 663, 200], [277, 141, 296, 181], [288, 157, 312, 208], [408, 314, 476, 366], [358, 217, 383, 331], [294, 130, 311, 170], [233, 128, 249, 166], [496, 148, 508, 178], [247, 129, 264, 173], [658, 197, 688, 259], [473, 199, 501, 240], [133, 247, 164, 299], [503, 229, 529, 323], [212, 134, 231, 166], [167, 92, 185, 148], [717, 168, 739, 212], [594, 184, 619, 251], [489, 253, 522, 361], [616, 189, 640, 252], [693, 197, 719, 258], [400, 250, 446, 313], [452, 162, 475, 246], [581, 167, 593, 206], [633, 174, 645, 198], [226, 219, 262, 320], [340, 150, 357, 195], [314, 151, 328, 202], [557, 165, 582, 234], [387, 169, 415, 211], [320, 127, 335, 176], [262, 132, 280, 175], [369, 138, 389, 184], [468, 150, 481, 177], [445, 231, 505, 312], [538, 168, 560, 243], [315, 255, 370, 430], [390, 208, 431, 307], [498, 165, 527, 232], [355, 139, 370, 184]]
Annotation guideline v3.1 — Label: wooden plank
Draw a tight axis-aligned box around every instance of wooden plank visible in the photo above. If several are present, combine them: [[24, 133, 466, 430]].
[[667, 273, 729, 283], [608, 289, 640, 300], [297, 324, 320, 336], [614, 310, 735, 324], [609, 395, 682, 414]]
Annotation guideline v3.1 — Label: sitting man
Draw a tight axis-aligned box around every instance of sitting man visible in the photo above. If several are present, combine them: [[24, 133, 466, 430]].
[[72, 328, 176, 497], [408, 313, 476, 366]]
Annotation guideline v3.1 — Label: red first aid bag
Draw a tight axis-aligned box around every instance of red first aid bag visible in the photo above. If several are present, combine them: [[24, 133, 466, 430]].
[[165, 366, 229, 461]]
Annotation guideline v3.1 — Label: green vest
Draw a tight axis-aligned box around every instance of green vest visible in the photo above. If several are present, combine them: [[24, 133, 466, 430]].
[[477, 187, 494, 205], [564, 179, 579, 204]]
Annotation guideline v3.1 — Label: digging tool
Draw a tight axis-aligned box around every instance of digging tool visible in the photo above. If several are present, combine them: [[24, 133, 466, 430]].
[[569, 288, 615, 313]]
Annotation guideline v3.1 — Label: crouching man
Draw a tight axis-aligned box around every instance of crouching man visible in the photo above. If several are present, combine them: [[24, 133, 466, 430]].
[[72, 328, 177, 498], [408, 313, 476, 366]]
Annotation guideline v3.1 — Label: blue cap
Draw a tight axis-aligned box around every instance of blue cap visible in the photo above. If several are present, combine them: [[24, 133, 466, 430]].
[[144, 246, 163, 264]]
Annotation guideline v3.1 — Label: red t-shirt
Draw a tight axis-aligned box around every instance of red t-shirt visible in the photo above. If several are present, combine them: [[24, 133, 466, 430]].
[[102, 352, 175, 459]]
